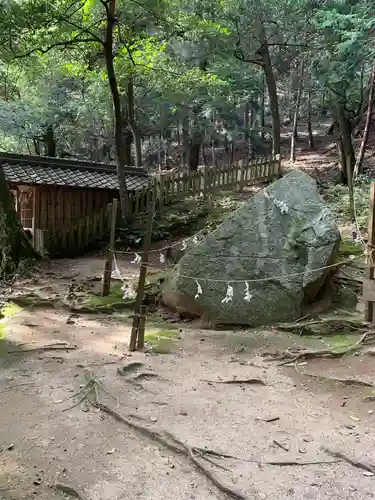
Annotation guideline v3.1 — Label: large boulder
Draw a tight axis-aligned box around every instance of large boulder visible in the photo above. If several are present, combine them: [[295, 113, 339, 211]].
[[162, 170, 341, 326]]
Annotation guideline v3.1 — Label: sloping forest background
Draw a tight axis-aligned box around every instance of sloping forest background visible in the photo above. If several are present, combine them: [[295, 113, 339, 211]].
[[0, 0, 374, 220]]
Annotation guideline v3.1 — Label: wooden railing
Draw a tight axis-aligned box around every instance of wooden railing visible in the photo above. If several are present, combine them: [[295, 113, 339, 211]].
[[129, 156, 281, 214], [37, 156, 280, 256]]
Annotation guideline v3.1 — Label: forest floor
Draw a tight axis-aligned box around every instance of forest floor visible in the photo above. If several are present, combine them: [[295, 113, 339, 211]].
[[1, 128, 375, 500]]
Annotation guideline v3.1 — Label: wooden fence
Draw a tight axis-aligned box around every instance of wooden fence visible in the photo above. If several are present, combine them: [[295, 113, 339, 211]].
[[130, 156, 281, 214], [38, 156, 280, 256]]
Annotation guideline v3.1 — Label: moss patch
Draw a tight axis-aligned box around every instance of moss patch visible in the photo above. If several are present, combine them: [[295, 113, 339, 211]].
[[339, 239, 364, 257], [83, 281, 135, 311], [0, 323, 5, 340], [145, 327, 180, 353], [324, 333, 362, 351], [1, 302, 23, 318]]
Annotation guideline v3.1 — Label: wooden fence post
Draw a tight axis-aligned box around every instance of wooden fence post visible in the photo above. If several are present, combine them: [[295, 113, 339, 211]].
[[129, 202, 154, 351], [101, 198, 118, 297], [364, 182, 375, 322]]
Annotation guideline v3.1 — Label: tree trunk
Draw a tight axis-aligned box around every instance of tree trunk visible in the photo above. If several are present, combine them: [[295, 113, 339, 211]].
[[354, 64, 375, 178], [127, 78, 142, 168], [259, 24, 280, 157], [181, 113, 189, 167], [244, 101, 250, 140], [334, 102, 356, 189], [103, 0, 130, 219], [43, 125, 56, 157], [33, 137, 41, 156], [290, 60, 304, 163], [260, 76, 265, 140], [307, 88, 314, 149], [188, 130, 201, 171], [0, 169, 38, 276]]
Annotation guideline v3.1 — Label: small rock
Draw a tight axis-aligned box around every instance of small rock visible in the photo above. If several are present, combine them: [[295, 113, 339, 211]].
[[150, 416, 158, 422], [180, 410, 188, 416], [344, 423, 355, 429], [7, 444, 14, 450], [298, 442, 307, 454], [339, 428, 354, 436], [349, 415, 360, 422]]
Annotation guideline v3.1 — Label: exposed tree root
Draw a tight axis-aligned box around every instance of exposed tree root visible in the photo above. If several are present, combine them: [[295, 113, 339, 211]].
[[8, 342, 77, 354], [322, 447, 375, 474], [297, 371, 373, 387], [62, 376, 347, 500], [265, 332, 375, 365], [96, 401, 249, 500], [273, 439, 289, 451], [251, 459, 341, 466], [0, 382, 34, 393], [202, 378, 267, 386], [54, 482, 88, 500]]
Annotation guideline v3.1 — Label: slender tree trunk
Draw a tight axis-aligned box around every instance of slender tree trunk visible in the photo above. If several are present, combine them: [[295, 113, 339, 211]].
[[33, 137, 41, 156], [181, 113, 189, 167], [260, 76, 265, 140], [0, 169, 38, 276], [244, 101, 250, 140], [307, 88, 314, 149], [103, 0, 130, 219], [229, 141, 235, 167], [354, 64, 375, 178], [176, 120, 181, 147], [43, 125, 56, 157], [188, 128, 201, 171], [334, 103, 356, 193], [127, 78, 142, 168], [259, 24, 280, 157], [290, 60, 304, 163]]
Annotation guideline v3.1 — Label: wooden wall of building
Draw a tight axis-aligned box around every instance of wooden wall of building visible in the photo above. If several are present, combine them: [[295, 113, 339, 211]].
[[33, 186, 115, 231]]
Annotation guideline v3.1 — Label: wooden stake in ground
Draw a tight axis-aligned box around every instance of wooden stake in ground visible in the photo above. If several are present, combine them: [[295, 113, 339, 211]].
[[364, 182, 375, 322], [102, 198, 118, 297], [129, 202, 154, 351]]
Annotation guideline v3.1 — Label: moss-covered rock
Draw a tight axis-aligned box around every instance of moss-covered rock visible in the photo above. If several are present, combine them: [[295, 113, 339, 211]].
[[163, 171, 341, 327]]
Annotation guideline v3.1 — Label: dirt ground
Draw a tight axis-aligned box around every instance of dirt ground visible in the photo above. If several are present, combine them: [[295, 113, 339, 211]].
[[1, 255, 375, 500]]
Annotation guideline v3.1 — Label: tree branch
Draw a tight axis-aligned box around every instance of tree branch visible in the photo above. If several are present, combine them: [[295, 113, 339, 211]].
[[12, 37, 100, 59], [233, 50, 264, 67]]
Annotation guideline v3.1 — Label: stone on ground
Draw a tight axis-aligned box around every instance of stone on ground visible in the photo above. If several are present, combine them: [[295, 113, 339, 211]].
[[162, 170, 341, 326]]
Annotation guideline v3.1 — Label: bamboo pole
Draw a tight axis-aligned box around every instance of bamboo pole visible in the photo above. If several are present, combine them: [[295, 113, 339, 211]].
[[129, 202, 154, 351]]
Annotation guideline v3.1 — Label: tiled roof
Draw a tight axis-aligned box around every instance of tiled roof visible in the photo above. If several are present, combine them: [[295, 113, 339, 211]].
[[0, 153, 150, 191]]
